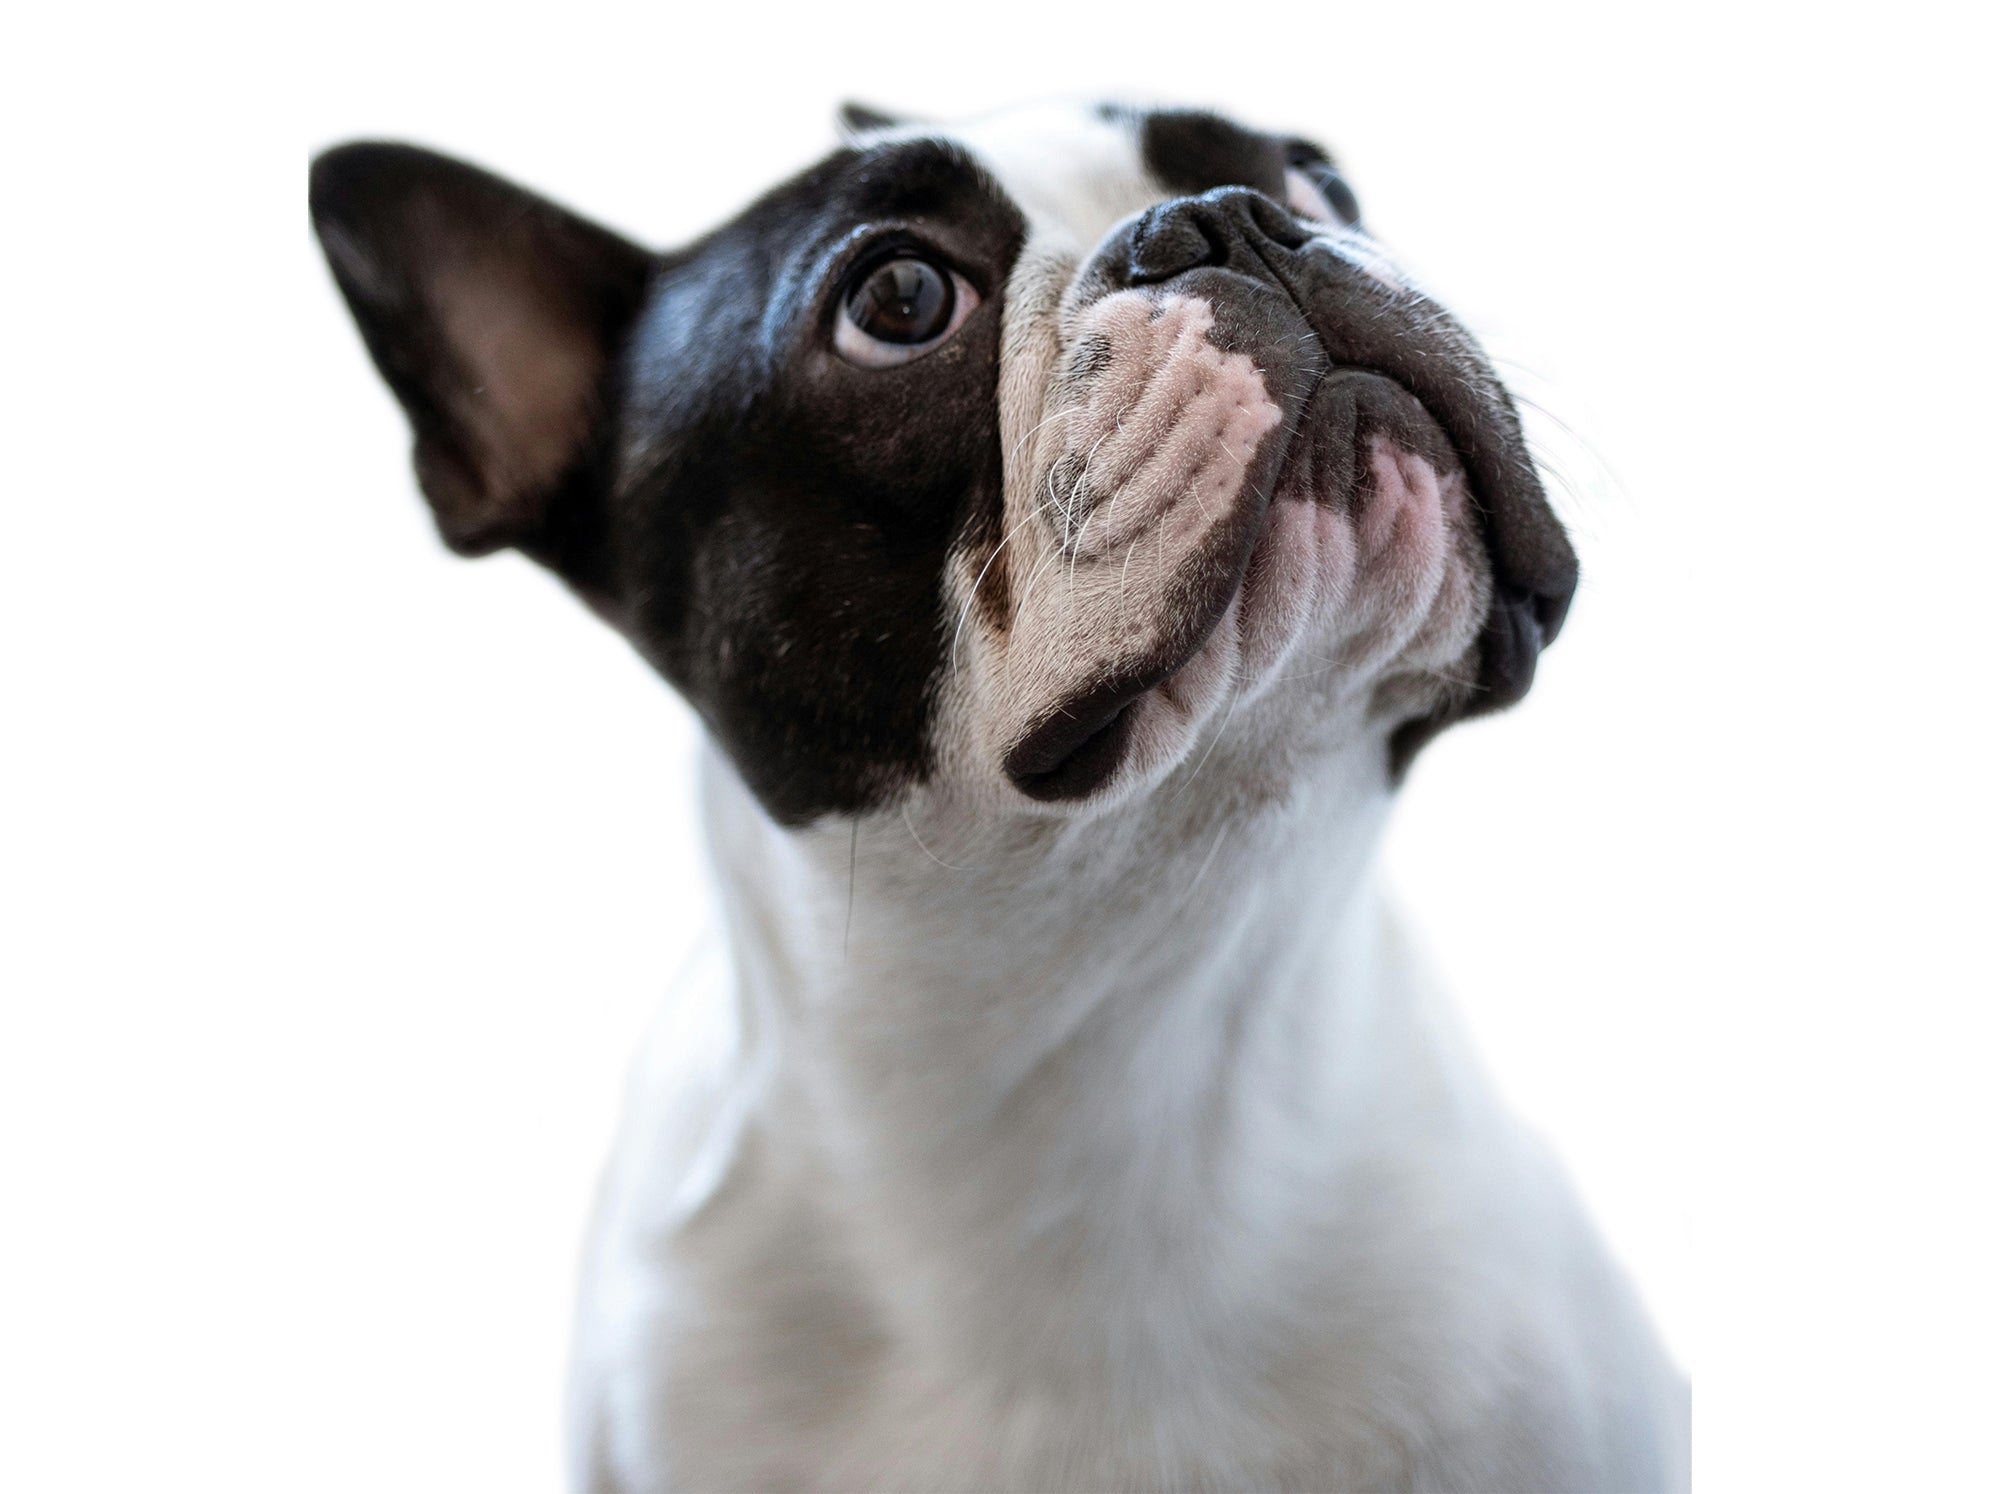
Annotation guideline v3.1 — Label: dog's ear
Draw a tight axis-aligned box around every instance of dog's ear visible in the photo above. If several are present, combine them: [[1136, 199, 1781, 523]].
[[310, 142, 653, 558], [837, 101, 905, 139]]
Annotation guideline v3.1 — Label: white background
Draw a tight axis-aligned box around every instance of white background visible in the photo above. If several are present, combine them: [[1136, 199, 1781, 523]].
[[3, 3, 1994, 1490]]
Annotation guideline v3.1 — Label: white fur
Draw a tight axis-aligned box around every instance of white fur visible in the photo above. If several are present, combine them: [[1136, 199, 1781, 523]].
[[569, 104, 1687, 1491]]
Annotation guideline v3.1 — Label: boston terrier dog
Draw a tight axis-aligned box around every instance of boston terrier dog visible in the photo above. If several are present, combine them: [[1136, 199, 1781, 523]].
[[312, 100, 1688, 1493]]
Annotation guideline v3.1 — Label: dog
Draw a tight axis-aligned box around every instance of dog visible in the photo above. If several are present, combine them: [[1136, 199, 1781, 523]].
[[312, 99, 1689, 1492]]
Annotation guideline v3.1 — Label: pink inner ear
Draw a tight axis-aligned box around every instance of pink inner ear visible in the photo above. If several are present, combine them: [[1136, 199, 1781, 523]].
[[435, 253, 601, 501]]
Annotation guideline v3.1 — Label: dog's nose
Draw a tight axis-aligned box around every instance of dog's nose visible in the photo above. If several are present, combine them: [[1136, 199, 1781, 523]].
[[1124, 187, 1313, 287]]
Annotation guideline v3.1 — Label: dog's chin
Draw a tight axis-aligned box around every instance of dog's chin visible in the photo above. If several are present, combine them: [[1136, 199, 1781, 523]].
[[1002, 375, 1491, 812]]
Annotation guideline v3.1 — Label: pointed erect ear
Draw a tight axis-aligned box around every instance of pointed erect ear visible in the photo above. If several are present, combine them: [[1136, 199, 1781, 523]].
[[837, 101, 906, 139], [309, 143, 653, 557]]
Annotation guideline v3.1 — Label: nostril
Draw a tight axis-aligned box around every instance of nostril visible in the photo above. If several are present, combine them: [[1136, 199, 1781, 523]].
[[1127, 203, 1226, 285], [1123, 190, 1315, 287]]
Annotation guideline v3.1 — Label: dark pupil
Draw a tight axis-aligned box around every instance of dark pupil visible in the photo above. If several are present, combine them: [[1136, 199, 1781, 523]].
[[848, 258, 953, 344]]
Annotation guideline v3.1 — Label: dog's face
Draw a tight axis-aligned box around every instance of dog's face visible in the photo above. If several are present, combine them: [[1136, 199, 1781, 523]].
[[313, 102, 1575, 827]]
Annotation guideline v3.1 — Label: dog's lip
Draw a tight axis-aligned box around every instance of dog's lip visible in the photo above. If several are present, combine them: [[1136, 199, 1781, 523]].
[[1004, 362, 1331, 802], [1277, 236, 1577, 645], [1001, 370, 1462, 803], [1003, 650, 1195, 802], [1006, 220, 1578, 804], [1003, 407, 1348, 804]]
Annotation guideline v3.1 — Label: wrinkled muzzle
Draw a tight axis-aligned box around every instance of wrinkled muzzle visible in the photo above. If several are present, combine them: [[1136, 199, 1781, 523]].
[[980, 186, 1578, 804]]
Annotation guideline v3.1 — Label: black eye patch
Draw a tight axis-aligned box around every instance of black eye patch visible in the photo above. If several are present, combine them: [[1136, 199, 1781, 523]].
[[1287, 149, 1363, 228], [1129, 107, 1291, 202], [606, 140, 1028, 825]]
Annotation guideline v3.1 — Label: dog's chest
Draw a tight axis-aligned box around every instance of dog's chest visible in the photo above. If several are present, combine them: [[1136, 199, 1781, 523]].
[[566, 789, 1683, 1493], [588, 1204, 1461, 1491], [574, 1060, 1620, 1492]]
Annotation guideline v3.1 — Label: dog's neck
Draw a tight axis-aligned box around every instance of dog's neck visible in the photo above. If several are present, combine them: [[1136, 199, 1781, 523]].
[[697, 732, 1490, 1398]]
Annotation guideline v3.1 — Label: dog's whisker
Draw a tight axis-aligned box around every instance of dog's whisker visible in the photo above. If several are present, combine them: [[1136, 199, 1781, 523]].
[[949, 502, 1052, 664], [1006, 403, 1077, 472], [1171, 684, 1242, 802], [901, 801, 977, 872], [843, 819, 858, 962], [1063, 426, 1121, 578], [1008, 542, 1071, 633], [1168, 822, 1230, 916], [316, 99, 1668, 1493]]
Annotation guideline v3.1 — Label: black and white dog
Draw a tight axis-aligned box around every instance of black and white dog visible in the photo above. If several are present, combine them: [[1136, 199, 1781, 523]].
[[312, 100, 1687, 1493]]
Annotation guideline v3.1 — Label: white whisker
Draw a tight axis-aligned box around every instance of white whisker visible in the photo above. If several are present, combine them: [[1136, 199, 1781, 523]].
[[901, 801, 975, 872], [1172, 683, 1241, 802]]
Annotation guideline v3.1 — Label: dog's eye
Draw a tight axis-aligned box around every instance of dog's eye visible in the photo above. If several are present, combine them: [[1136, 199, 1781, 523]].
[[850, 258, 950, 341], [1284, 159, 1362, 229], [835, 255, 980, 367]]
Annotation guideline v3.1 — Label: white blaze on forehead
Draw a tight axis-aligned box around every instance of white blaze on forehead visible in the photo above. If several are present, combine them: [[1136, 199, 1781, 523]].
[[938, 103, 1164, 257], [935, 107, 1182, 573]]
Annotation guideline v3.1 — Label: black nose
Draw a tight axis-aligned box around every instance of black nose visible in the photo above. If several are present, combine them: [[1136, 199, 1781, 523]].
[[1124, 187, 1313, 286]]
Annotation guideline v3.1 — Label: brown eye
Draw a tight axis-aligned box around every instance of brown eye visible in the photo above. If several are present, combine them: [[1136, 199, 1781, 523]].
[[845, 257, 954, 344], [833, 252, 981, 368]]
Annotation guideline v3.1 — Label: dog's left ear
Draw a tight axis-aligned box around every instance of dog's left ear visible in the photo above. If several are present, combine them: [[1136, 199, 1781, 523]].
[[837, 101, 906, 139], [310, 143, 653, 558]]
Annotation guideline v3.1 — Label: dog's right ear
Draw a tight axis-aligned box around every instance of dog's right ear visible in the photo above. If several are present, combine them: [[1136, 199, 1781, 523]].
[[309, 143, 653, 559]]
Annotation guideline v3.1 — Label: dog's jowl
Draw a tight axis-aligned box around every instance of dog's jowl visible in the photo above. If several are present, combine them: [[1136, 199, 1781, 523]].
[[313, 100, 1687, 1492]]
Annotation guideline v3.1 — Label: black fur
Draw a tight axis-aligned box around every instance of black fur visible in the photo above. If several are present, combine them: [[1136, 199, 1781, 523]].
[[838, 101, 904, 135], [1133, 108, 1292, 203], [611, 142, 1026, 823], [313, 139, 1025, 826], [311, 109, 1568, 824], [1132, 106, 1360, 228], [309, 143, 651, 568], [1026, 181, 1576, 795], [1120, 112, 1574, 769]]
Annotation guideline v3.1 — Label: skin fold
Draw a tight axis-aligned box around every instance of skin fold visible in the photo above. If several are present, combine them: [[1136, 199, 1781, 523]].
[[311, 99, 1685, 1493]]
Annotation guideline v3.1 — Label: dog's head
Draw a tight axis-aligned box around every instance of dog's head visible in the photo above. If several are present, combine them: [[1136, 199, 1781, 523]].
[[312, 102, 1575, 828]]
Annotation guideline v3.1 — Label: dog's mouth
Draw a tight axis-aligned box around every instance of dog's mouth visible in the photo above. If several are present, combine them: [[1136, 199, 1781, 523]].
[[1001, 214, 1580, 805], [1003, 666, 1161, 802], [1002, 370, 1432, 802]]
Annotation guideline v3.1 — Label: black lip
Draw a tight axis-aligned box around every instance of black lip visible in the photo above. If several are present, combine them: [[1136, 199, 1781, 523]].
[[1001, 639, 1207, 802], [1003, 422, 1300, 803], [1273, 237, 1579, 636], [1004, 692, 1144, 802], [1003, 196, 1578, 803]]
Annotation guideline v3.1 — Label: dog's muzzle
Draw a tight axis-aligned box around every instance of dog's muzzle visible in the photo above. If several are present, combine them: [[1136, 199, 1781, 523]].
[[1007, 188, 1578, 791]]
